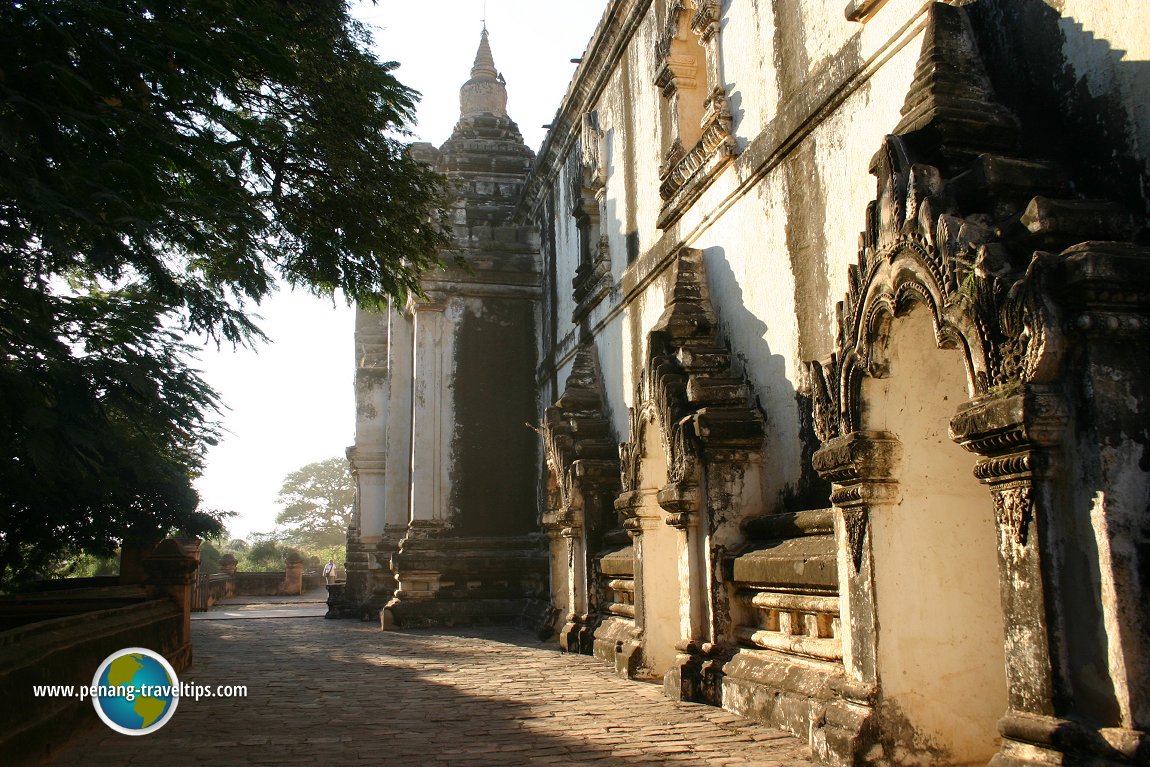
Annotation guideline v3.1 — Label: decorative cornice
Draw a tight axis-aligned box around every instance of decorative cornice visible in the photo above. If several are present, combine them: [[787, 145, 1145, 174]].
[[517, 0, 652, 219]]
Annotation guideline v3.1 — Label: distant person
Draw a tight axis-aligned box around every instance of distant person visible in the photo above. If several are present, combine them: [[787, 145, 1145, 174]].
[[323, 559, 337, 585]]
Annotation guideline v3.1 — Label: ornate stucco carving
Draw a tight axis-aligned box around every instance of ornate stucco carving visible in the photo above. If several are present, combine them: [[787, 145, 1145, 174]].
[[542, 343, 620, 536], [618, 248, 765, 501], [571, 111, 613, 321], [806, 3, 1136, 447], [653, 0, 736, 229]]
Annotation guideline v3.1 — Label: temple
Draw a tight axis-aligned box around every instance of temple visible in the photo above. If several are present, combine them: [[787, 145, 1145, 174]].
[[338, 28, 546, 627], [341, 4, 1150, 766]]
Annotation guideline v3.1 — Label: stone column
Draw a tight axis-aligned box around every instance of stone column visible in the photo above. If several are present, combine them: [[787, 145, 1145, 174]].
[[1052, 243, 1150, 745], [659, 480, 705, 645], [352, 306, 390, 541], [811, 430, 901, 764], [558, 509, 588, 652], [352, 453, 388, 541], [385, 295, 455, 616], [217, 553, 237, 598], [950, 390, 1063, 728], [343, 305, 391, 616], [365, 303, 415, 614], [660, 478, 707, 702], [542, 518, 574, 648]]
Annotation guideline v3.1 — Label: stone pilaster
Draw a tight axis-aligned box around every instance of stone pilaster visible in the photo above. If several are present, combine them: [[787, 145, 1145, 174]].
[[811, 431, 900, 765], [407, 295, 453, 537]]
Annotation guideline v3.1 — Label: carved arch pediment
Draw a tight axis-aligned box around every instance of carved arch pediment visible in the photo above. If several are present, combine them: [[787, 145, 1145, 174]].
[[541, 343, 620, 533], [618, 248, 765, 500], [808, 2, 1137, 445]]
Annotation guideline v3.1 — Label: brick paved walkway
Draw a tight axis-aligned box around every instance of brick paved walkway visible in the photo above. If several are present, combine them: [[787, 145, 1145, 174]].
[[47, 616, 819, 766]]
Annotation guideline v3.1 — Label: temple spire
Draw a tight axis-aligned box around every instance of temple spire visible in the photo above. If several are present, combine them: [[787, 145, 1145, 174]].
[[459, 26, 508, 118], [471, 28, 498, 80]]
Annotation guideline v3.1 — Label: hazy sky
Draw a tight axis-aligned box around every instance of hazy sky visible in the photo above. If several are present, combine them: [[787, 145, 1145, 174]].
[[193, 1, 608, 539]]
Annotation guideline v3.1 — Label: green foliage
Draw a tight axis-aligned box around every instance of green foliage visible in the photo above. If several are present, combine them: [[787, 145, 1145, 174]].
[[275, 458, 355, 550], [224, 537, 328, 573], [48, 550, 121, 579], [242, 538, 284, 571], [199, 539, 222, 575], [0, 0, 451, 587]]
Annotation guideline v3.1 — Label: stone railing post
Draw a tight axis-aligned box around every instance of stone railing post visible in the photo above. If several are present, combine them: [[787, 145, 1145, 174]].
[[119, 533, 163, 586], [217, 553, 237, 598], [217, 553, 237, 576], [141, 538, 201, 671], [283, 550, 304, 596]]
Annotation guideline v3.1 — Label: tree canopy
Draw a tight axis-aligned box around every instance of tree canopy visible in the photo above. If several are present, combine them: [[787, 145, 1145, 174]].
[[0, 0, 450, 586], [274, 458, 355, 550]]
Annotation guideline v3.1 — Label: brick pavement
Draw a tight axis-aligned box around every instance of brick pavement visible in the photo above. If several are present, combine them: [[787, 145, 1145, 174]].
[[46, 617, 819, 767]]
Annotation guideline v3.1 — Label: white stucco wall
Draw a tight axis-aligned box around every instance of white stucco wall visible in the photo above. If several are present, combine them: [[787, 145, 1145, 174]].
[[864, 307, 1008, 764], [1059, 0, 1150, 185]]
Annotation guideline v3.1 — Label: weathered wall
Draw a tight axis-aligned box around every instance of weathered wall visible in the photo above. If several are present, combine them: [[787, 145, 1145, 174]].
[[863, 307, 1008, 764], [523, 0, 1149, 765], [451, 295, 539, 536], [530, 0, 927, 512], [968, 0, 1150, 221]]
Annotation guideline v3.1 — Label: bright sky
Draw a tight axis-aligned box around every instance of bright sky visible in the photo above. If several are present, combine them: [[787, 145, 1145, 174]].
[[193, 1, 607, 540]]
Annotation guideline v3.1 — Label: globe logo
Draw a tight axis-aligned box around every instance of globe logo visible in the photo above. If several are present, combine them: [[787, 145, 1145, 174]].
[[91, 647, 180, 735]]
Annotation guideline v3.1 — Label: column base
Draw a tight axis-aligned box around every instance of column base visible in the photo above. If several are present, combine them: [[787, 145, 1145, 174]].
[[331, 534, 400, 620], [663, 646, 726, 706], [591, 615, 641, 678], [559, 613, 595, 654], [990, 712, 1149, 767], [720, 648, 850, 764], [382, 534, 549, 630]]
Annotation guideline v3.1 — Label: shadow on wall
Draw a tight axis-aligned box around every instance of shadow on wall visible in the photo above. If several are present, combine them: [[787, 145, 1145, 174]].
[[969, 0, 1150, 227], [702, 246, 830, 513]]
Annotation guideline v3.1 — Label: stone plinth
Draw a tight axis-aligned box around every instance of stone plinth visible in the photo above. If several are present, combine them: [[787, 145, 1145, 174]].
[[382, 535, 548, 629]]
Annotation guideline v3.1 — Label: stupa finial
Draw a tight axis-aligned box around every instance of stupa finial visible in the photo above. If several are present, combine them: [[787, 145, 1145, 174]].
[[460, 26, 507, 117], [471, 27, 497, 80]]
